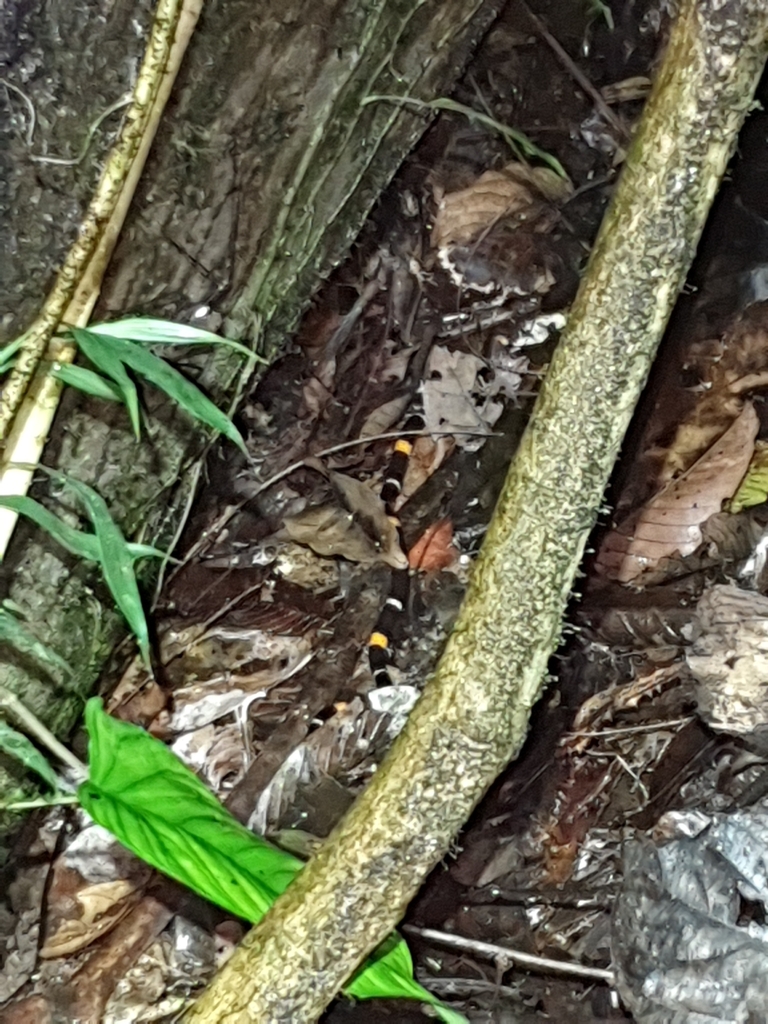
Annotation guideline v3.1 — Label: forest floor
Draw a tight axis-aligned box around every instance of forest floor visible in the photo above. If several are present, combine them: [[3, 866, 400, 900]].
[[5, 1, 768, 1021]]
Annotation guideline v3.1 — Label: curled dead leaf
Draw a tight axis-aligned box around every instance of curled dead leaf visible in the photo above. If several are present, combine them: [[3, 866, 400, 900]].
[[597, 402, 759, 583], [432, 161, 572, 250], [280, 496, 406, 570]]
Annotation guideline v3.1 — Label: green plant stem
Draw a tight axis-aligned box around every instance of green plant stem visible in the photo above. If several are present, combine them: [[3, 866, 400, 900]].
[[0, 686, 86, 779]]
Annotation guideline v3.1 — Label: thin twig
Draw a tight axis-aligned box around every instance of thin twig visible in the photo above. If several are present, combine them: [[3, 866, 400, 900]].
[[169, 426, 499, 573], [403, 924, 616, 983], [565, 716, 696, 740], [520, 2, 629, 141], [0, 685, 87, 779], [29, 94, 132, 166], [1, 79, 36, 146]]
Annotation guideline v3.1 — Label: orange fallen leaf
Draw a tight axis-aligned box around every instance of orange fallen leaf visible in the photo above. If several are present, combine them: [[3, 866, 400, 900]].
[[408, 518, 459, 571]]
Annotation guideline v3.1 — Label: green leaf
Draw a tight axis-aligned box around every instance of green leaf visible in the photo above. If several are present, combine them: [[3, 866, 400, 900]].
[[78, 699, 466, 1021], [0, 493, 167, 565], [49, 474, 151, 665], [346, 932, 468, 1022], [79, 698, 304, 919], [91, 333, 246, 453], [0, 337, 24, 376], [69, 328, 141, 437], [362, 94, 568, 179], [0, 719, 59, 790], [0, 494, 103, 561], [729, 442, 768, 513], [0, 608, 73, 680], [87, 316, 261, 362], [51, 361, 125, 405]]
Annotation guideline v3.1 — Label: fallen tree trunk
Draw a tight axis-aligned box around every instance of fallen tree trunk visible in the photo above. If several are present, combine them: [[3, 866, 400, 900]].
[[185, 1, 768, 1020], [0, 0, 501, 844]]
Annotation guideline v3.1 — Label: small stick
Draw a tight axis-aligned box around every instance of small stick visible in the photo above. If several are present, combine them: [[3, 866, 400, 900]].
[[402, 924, 616, 983], [520, 2, 629, 141], [0, 685, 87, 780]]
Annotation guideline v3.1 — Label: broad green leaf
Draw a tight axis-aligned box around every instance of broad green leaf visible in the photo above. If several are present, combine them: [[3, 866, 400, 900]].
[[0, 608, 73, 680], [0, 719, 59, 790], [51, 361, 124, 404], [79, 698, 305, 918], [69, 328, 141, 437], [79, 699, 466, 1021], [92, 333, 246, 454], [49, 474, 151, 665], [87, 316, 260, 362], [347, 931, 468, 1022]]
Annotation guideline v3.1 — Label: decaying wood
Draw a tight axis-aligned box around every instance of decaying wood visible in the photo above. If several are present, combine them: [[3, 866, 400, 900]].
[[185, 1, 768, 1020], [0, 0, 502, 842]]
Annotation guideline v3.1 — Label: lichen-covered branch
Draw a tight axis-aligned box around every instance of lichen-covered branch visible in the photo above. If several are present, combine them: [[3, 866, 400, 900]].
[[185, 2, 768, 1020]]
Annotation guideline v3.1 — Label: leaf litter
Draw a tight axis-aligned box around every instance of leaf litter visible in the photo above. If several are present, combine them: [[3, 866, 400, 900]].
[[11, 5, 768, 1023]]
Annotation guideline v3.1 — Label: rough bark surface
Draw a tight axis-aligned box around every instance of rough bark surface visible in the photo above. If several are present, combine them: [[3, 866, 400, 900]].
[[185, 1, 768, 1020], [0, 0, 501, 845]]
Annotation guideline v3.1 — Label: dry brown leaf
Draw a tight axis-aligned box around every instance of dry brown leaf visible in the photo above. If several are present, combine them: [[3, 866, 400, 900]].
[[280, 499, 406, 570], [399, 435, 455, 508], [431, 162, 571, 249], [422, 345, 503, 449], [171, 723, 248, 793], [40, 880, 139, 959], [280, 506, 377, 562], [687, 584, 768, 738], [40, 826, 151, 959], [597, 402, 758, 583], [630, 309, 768, 499], [358, 394, 411, 439], [328, 471, 406, 568], [168, 637, 312, 732]]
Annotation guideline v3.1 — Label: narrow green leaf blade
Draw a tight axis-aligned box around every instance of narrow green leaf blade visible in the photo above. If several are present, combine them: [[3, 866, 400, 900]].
[[0, 492, 164, 567], [54, 476, 150, 664], [51, 362, 124, 404], [0, 337, 24, 376], [87, 317, 259, 361], [0, 608, 73, 680], [70, 327, 141, 438], [0, 495, 102, 561], [126, 542, 170, 560], [78, 700, 466, 1021], [98, 335, 247, 453], [0, 719, 59, 790]]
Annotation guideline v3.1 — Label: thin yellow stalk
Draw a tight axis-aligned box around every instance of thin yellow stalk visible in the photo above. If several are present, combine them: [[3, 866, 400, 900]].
[[0, 0, 204, 557]]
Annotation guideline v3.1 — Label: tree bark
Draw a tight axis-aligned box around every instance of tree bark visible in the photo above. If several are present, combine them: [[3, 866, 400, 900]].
[[184, 1, 768, 1020], [0, 0, 501, 843]]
